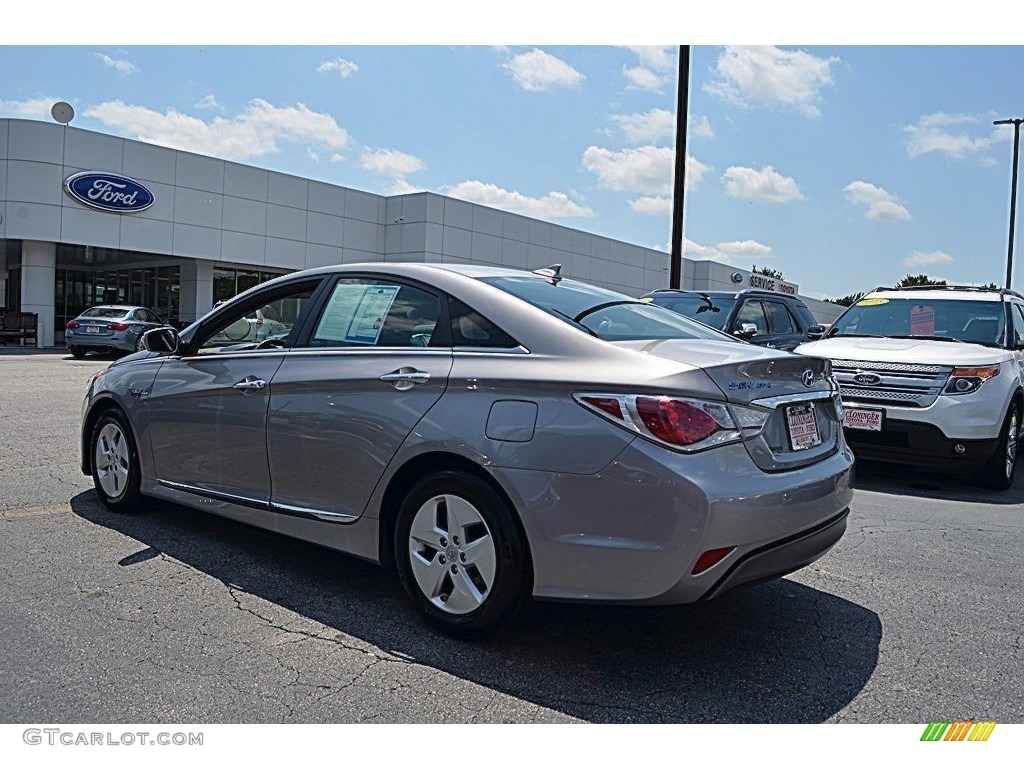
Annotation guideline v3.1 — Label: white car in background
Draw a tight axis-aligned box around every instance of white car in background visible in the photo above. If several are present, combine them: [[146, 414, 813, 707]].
[[796, 285, 1024, 489]]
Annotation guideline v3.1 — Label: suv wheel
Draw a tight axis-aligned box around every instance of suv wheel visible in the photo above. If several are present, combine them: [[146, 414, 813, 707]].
[[394, 471, 532, 640], [974, 401, 1020, 490]]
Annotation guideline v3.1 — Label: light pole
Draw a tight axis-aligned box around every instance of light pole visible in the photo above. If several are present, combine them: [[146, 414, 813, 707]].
[[669, 45, 690, 289], [994, 117, 1023, 289]]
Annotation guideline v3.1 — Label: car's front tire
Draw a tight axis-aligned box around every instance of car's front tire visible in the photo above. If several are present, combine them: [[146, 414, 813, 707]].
[[974, 400, 1020, 490], [394, 470, 532, 640], [90, 410, 143, 513]]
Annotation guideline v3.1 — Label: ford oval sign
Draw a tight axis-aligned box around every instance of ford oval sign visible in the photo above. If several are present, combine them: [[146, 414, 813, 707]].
[[63, 172, 154, 214]]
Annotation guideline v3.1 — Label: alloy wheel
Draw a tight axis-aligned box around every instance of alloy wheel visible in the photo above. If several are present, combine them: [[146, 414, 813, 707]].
[[95, 422, 131, 499]]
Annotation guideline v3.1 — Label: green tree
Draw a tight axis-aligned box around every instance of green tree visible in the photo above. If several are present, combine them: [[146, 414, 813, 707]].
[[897, 274, 947, 287], [825, 292, 865, 306], [753, 265, 785, 280]]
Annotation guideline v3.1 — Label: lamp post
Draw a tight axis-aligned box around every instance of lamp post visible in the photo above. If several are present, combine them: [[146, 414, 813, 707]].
[[994, 117, 1023, 289], [669, 45, 691, 289]]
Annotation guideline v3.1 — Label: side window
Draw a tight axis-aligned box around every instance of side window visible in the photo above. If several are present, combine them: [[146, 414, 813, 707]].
[[764, 301, 797, 334], [1012, 304, 1024, 346], [449, 298, 519, 348], [143, 309, 160, 324], [197, 282, 318, 354], [734, 300, 768, 335], [309, 279, 442, 348]]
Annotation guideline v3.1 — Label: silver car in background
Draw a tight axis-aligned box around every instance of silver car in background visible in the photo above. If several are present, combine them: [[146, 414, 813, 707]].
[[65, 305, 166, 358], [80, 264, 854, 638]]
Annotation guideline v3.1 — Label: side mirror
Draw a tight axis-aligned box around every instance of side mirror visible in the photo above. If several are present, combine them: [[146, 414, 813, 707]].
[[142, 326, 180, 354], [807, 324, 828, 340], [733, 323, 759, 339]]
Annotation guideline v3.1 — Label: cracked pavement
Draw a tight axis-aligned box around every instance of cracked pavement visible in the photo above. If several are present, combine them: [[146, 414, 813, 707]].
[[0, 352, 1022, 723]]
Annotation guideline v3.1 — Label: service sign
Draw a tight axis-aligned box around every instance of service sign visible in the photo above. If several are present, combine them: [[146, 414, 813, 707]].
[[63, 172, 155, 214]]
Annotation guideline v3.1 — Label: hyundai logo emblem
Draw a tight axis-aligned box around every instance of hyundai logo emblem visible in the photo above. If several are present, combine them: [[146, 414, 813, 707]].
[[801, 369, 815, 387], [730, 271, 744, 284], [853, 373, 882, 386]]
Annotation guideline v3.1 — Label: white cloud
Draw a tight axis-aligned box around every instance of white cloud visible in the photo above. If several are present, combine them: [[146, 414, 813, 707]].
[[629, 196, 672, 215], [0, 97, 66, 120], [447, 181, 593, 219], [624, 45, 674, 71], [329, 153, 345, 163], [704, 45, 838, 118], [903, 112, 1010, 160], [611, 108, 675, 144], [844, 181, 911, 221], [195, 94, 221, 110], [722, 165, 804, 203], [318, 58, 359, 78], [94, 53, 139, 75], [503, 48, 584, 92], [902, 250, 955, 267], [305, 148, 320, 163], [583, 145, 711, 195], [623, 66, 665, 91], [359, 148, 425, 177], [662, 237, 774, 267], [692, 115, 714, 139], [84, 99, 350, 161]]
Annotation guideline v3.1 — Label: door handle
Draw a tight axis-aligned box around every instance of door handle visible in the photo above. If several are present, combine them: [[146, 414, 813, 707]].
[[379, 368, 430, 391], [233, 377, 266, 392]]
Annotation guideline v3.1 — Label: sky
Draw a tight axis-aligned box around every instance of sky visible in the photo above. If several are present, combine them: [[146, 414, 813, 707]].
[[3, 7, 1024, 299]]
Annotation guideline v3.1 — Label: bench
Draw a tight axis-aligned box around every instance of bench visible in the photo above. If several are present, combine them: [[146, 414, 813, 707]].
[[0, 312, 38, 346]]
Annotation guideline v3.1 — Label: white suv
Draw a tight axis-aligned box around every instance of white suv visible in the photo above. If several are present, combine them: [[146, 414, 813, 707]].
[[795, 286, 1024, 489]]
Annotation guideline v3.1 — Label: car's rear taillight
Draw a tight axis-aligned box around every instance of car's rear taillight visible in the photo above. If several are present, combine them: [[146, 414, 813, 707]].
[[106, 322, 130, 331], [66, 321, 80, 330], [575, 393, 768, 453]]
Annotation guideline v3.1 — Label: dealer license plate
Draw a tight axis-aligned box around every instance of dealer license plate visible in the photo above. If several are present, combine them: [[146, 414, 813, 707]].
[[786, 404, 822, 451], [843, 407, 884, 431]]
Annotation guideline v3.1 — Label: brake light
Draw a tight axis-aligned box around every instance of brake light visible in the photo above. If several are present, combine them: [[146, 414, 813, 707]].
[[636, 396, 720, 446], [106, 323, 130, 331], [66, 321, 80, 330]]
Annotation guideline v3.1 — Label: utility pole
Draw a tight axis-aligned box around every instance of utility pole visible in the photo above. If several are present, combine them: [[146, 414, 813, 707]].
[[669, 45, 691, 289], [994, 117, 1023, 289]]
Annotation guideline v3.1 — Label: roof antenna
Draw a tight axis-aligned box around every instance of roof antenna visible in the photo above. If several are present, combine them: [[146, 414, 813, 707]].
[[532, 263, 563, 283]]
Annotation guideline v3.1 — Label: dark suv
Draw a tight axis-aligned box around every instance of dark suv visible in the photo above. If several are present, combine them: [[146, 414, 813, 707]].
[[641, 289, 826, 351]]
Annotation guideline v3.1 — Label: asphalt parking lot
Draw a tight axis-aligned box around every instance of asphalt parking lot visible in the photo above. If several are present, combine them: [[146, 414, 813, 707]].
[[0, 351, 1021, 724]]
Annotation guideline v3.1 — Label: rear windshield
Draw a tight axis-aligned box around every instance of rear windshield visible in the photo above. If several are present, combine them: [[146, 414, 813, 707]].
[[480, 276, 735, 342], [80, 307, 130, 319], [648, 294, 736, 330], [830, 298, 1006, 346]]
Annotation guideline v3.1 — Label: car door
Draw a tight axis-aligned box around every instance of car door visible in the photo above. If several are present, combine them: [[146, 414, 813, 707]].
[[146, 279, 323, 504], [763, 299, 804, 350], [266, 275, 454, 522]]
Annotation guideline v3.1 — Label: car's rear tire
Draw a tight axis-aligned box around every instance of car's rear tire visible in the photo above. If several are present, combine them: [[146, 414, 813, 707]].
[[69, 347, 86, 359], [90, 410, 143, 513], [394, 470, 532, 640], [974, 401, 1020, 490]]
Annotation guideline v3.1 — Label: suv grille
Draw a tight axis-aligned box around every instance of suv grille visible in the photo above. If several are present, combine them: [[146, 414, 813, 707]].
[[831, 359, 952, 407]]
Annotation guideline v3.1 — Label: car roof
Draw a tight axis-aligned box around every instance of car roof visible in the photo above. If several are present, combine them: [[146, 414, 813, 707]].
[[866, 290, 1009, 302], [83, 305, 139, 312], [644, 289, 805, 301]]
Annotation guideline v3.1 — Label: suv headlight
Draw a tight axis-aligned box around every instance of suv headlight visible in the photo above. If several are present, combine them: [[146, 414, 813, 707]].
[[943, 365, 1000, 395]]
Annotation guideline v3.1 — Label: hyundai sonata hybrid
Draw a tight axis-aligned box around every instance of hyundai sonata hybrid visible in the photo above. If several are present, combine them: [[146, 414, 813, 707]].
[[81, 263, 854, 638]]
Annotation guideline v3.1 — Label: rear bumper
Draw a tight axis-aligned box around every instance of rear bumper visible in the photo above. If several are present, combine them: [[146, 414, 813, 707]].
[[844, 419, 998, 472], [700, 509, 849, 600], [66, 334, 136, 353]]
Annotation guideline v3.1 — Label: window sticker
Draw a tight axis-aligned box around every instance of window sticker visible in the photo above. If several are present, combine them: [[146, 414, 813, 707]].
[[346, 285, 400, 344], [910, 305, 935, 336], [856, 297, 890, 306]]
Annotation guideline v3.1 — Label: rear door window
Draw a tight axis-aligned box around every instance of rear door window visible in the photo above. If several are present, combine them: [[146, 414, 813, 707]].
[[309, 278, 443, 348]]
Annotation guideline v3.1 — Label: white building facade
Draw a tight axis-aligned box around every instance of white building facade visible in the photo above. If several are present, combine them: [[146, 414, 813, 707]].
[[0, 118, 840, 347]]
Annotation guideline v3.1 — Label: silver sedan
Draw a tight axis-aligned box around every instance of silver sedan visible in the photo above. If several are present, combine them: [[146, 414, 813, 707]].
[[65, 305, 166, 358], [80, 264, 854, 638]]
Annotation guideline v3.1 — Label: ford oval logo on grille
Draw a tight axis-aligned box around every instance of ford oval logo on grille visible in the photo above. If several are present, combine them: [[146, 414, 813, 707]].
[[853, 373, 882, 386], [801, 369, 815, 387], [64, 171, 155, 214]]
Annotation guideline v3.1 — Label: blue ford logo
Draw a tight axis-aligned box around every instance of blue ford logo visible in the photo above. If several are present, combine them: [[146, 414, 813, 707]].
[[853, 373, 882, 386], [730, 271, 744, 284], [64, 171, 155, 214]]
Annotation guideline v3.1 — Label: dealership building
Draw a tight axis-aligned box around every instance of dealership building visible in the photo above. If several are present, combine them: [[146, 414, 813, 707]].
[[0, 117, 840, 347]]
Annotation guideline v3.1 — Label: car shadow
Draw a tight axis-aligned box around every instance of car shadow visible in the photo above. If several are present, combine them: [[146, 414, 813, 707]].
[[71, 491, 880, 723], [854, 459, 1024, 505]]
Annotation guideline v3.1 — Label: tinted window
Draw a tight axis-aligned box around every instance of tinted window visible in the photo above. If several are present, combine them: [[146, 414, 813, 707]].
[[734, 300, 768, 334], [764, 301, 796, 334], [309, 279, 442, 348], [449, 298, 519, 348], [649, 294, 735, 330], [481, 276, 734, 342], [81, 307, 129, 319]]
